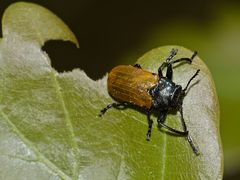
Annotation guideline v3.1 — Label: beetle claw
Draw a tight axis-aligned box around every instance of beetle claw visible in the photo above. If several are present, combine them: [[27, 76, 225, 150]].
[[146, 133, 151, 141]]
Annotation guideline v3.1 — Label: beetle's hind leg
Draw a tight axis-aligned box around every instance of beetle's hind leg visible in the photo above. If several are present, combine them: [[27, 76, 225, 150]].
[[99, 102, 128, 117]]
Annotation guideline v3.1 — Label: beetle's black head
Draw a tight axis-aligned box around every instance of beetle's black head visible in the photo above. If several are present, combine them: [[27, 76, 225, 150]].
[[150, 77, 185, 110]]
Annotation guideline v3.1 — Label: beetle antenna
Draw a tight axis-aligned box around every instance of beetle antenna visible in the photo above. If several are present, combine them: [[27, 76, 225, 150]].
[[183, 69, 200, 92]]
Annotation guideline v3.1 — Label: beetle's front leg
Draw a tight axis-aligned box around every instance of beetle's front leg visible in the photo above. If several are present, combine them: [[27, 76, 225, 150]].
[[158, 65, 164, 77], [157, 110, 168, 126], [166, 63, 173, 80], [179, 108, 199, 155], [166, 49, 178, 63], [158, 49, 178, 78], [166, 51, 197, 80], [157, 111, 188, 136], [170, 51, 197, 65]]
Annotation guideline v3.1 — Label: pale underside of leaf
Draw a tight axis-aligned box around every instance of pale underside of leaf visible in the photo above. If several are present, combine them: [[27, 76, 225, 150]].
[[0, 2, 223, 180]]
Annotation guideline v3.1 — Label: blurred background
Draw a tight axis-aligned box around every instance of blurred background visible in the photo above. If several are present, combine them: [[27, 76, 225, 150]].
[[0, 0, 239, 179]]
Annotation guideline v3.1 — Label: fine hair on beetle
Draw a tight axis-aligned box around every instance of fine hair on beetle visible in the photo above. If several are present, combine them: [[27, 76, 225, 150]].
[[99, 48, 200, 156]]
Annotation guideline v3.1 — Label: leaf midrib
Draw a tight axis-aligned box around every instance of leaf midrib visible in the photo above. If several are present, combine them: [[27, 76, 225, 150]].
[[51, 71, 80, 179], [0, 68, 80, 179], [9, 7, 80, 178]]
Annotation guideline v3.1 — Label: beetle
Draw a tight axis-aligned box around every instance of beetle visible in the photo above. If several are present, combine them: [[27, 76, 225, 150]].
[[99, 49, 200, 155]]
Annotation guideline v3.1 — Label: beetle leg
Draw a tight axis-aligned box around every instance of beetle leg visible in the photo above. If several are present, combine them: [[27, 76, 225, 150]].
[[166, 63, 173, 80], [179, 108, 199, 155], [99, 102, 128, 117], [158, 121, 188, 136], [158, 49, 178, 77], [157, 111, 188, 136], [170, 51, 197, 65], [157, 110, 167, 125], [134, 64, 142, 69], [146, 109, 153, 141], [158, 65, 163, 77], [166, 49, 178, 63]]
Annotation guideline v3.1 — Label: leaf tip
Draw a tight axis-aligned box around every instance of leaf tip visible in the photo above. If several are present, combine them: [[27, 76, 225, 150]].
[[2, 2, 80, 48]]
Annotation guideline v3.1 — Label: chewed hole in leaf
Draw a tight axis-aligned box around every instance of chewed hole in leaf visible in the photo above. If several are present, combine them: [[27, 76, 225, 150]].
[[42, 40, 80, 73]]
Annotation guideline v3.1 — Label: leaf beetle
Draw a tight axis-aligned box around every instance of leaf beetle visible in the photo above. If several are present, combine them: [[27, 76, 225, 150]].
[[99, 49, 200, 155]]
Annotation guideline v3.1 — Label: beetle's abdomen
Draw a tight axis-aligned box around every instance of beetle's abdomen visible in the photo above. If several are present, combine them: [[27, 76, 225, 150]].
[[108, 65, 158, 109]]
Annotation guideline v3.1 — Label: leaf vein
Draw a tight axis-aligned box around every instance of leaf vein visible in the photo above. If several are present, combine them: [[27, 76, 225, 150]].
[[0, 110, 71, 180], [52, 72, 80, 179]]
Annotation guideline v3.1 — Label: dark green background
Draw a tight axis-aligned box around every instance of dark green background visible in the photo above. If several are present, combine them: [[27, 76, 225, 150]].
[[1, 1, 239, 179]]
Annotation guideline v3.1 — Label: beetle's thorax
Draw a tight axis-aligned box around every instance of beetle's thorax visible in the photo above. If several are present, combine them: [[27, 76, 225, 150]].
[[149, 77, 184, 110]]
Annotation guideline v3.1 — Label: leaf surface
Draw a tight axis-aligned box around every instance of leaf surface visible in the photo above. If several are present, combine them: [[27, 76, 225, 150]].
[[0, 2, 223, 180]]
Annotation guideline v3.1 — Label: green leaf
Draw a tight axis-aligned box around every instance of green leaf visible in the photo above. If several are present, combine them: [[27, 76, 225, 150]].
[[0, 2, 223, 180], [2, 2, 79, 47]]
